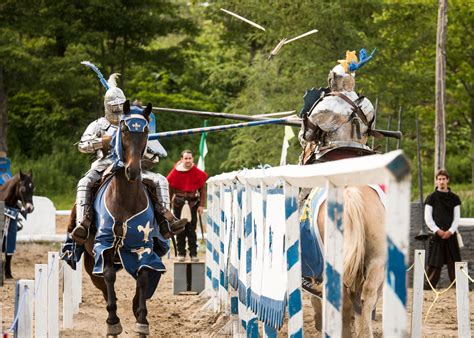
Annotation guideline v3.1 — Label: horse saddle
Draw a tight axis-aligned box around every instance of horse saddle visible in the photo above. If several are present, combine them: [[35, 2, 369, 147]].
[[302, 141, 376, 165]]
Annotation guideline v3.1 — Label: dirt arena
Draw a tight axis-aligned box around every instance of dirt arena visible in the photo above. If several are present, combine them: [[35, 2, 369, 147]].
[[1, 217, 472, 336]]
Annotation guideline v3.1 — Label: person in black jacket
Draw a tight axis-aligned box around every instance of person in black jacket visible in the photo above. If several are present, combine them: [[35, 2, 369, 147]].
[[424, 169, 462, 289]]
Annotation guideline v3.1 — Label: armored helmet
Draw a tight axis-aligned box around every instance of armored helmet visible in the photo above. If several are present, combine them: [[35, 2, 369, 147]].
[[104, 73, 126, 125], [328, 50, 357, 92]]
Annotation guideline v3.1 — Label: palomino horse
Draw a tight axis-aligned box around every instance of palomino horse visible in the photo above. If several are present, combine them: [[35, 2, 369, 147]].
[[70, 101, 167, 336], [305, 185, 385, 337], [0, 171, 35, 279]]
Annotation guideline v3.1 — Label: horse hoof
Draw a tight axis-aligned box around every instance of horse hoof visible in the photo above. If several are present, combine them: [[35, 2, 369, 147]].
[[135, 322, 150, 335], [107, 322, 123, 336]]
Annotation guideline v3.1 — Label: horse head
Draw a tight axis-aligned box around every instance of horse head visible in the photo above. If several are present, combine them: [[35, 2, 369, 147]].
[[18, 170, 35, 213], [120, 101, 152, 181]]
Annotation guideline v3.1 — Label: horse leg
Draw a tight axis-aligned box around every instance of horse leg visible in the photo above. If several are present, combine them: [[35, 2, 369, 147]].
[[83, 251, 108, 301], [310, 296, 323, 332], [102, 249, 122, 336], [133, 268, 150, 336], [5, 254, 13, 279], [355, 259, 385, 337], [342, 288, 355, 338], [310, 290, 353, 336]]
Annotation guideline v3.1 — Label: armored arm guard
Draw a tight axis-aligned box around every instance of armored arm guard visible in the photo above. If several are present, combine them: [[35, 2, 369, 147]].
[[78, 118, 111, 154]]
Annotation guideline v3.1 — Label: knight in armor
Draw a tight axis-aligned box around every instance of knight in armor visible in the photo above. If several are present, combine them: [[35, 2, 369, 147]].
[[71, 74, 187, 244], [299, 48, 377, 164]]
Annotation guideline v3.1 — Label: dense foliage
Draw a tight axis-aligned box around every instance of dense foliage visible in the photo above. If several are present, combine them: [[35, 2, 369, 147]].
[[0, 0, 472, 211]]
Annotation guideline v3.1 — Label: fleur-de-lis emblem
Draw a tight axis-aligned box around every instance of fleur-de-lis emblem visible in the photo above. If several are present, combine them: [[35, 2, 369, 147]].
[[137, 221, 153, 242], [131, 247, 152, 260], [132, 122, 141, 131]]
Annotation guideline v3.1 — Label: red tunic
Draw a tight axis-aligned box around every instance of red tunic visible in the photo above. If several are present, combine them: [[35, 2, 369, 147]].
[[167, 163, 208, 207], [167, 164, 208, 192]]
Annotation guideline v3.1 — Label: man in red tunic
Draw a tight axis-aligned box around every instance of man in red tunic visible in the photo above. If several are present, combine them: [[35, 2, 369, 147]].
[[167, 150, 208, 262]]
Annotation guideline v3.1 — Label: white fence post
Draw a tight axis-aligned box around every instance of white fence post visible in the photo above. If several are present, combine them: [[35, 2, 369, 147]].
[[411, 249, 425, 338], [63, 261, 74, 328], [455, 262, 471, 338], [383, 177, 410, 336], [35, 264, 48, 337], [322, 182, 344, 337], [15, 279, 34, 338], [47, 251, 59, 338], [74, 257, 83, 313]]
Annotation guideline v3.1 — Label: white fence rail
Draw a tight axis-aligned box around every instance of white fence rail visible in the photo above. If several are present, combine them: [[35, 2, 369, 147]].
[[205, 150, 412, 336]]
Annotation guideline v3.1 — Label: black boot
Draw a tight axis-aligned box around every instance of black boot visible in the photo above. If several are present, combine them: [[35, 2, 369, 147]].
[[5, 254, 13, 279], [159, 209, 187, 239], [71, 210, 92, 245]]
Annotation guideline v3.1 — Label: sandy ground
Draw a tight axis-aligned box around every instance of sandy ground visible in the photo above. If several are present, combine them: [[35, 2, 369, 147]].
[[0, 216, 472, 337]]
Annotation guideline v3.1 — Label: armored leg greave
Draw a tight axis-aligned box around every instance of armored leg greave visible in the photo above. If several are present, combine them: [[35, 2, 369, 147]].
[[142, 171, 186, 238], [75, 170, 102, 229], [142, 171, 170, 209]]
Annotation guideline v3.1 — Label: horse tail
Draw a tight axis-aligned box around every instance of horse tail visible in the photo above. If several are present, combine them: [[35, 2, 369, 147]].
[[343, 187, 366, 290]]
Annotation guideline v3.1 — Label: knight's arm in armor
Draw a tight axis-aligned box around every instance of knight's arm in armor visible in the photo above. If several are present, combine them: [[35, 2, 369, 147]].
[[77, 120, 112, 154]]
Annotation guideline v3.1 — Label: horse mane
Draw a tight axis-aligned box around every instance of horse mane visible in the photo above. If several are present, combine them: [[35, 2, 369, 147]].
[[0, 173, 20, 206]]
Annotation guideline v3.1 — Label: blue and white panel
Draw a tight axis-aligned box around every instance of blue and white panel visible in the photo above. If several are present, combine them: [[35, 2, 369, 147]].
[[383, 178, 410, 336], [284, 183, 303, 338], [219, 184, 230, 306], [205, 185, 214, 294], [229, 185, 242, 290], [259, 186, 287, 330], [226, 183, 241, 333], [249, 184, 266, 315], [211, 184, 221, 311], [323, 181, 344, 337], [237, 185, 247, 330], [223, 184, 233, 286], [238, 183, 259, 335]]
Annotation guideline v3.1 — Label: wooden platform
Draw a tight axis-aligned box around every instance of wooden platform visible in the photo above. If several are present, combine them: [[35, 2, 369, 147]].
[[173, 261, 205, 295]]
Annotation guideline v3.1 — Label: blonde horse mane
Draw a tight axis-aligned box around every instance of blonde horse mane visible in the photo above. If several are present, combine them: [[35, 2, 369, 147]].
[[343, 187, 366, 290]]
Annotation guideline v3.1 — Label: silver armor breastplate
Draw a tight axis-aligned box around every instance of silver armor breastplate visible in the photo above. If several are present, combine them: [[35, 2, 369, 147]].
[[308, 91, 374, 145]]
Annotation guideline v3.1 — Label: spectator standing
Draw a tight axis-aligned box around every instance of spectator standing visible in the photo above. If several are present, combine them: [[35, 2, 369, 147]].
[[167, 150, 208, 262], [424, 169, 462, 288]]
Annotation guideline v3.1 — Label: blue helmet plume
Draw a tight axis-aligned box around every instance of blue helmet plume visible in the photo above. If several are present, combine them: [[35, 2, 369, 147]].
[[81, 61, 110, 90]]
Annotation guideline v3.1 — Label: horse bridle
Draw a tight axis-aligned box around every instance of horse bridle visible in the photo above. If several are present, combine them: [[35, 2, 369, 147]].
[[120, 114, 149, 157]]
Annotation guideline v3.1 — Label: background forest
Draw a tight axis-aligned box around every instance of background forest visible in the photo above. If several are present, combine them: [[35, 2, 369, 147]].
[[0, 0, 472, 214]]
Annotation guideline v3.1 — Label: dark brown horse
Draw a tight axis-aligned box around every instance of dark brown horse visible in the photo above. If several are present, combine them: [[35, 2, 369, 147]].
[[0, 171, 35, 278], [70, 101, 163, 336]]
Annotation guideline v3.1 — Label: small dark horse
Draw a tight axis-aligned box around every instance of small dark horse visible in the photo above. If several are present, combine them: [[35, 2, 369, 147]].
[[70, 101, 164, 336], [0, 171, 35, 278]]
